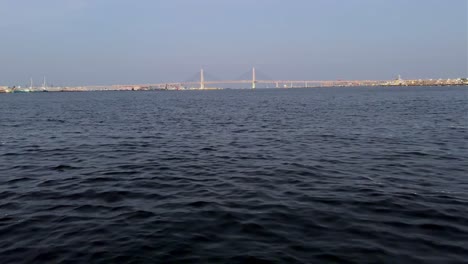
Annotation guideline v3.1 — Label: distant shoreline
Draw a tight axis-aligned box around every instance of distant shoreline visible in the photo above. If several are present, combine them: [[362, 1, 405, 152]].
[[1, 83, 467, 94]]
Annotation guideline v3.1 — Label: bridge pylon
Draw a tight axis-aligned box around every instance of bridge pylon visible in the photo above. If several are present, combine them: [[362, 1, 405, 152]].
[[252, 67, 256, 89], [200, 68, 205, 89]]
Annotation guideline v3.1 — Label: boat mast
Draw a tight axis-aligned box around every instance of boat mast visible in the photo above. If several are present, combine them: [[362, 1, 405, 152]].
[[42, 76, 47, 91]]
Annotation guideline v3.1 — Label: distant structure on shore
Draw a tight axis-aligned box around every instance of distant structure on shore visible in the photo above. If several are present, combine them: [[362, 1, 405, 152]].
[[1, 70, 467, 93]]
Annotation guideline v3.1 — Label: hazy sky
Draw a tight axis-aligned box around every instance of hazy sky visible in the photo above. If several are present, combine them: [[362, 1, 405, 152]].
[[0, 0, 467, 86]]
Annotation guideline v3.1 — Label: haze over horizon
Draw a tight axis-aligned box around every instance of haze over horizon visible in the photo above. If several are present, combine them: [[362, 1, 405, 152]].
[[0, 0, 467, 86]]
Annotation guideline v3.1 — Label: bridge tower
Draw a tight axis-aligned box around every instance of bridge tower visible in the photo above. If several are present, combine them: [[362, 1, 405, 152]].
[[252, 67, 256, 89], [200, 68, 205, 89]]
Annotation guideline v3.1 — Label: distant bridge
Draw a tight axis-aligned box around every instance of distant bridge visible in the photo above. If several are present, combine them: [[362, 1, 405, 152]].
[[109, 68, 389, 90]]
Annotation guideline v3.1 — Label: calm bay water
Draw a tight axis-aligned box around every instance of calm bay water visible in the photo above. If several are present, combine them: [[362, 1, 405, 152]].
[[1, 86, 467, 263]]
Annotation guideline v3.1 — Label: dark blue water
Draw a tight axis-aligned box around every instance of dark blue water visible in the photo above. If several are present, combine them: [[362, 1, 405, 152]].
[[1, 87, 467, 263]]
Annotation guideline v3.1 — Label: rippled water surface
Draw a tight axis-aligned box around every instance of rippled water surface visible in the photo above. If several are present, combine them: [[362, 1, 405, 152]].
[[1, 87, 467, 263]]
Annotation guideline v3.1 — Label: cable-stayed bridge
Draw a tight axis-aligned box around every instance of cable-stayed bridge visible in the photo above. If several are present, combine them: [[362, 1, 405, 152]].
[[109, 68, 390, 90]]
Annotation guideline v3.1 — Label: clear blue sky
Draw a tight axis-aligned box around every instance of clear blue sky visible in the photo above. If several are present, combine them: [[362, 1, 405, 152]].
[[0, 0, 467, 86]]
